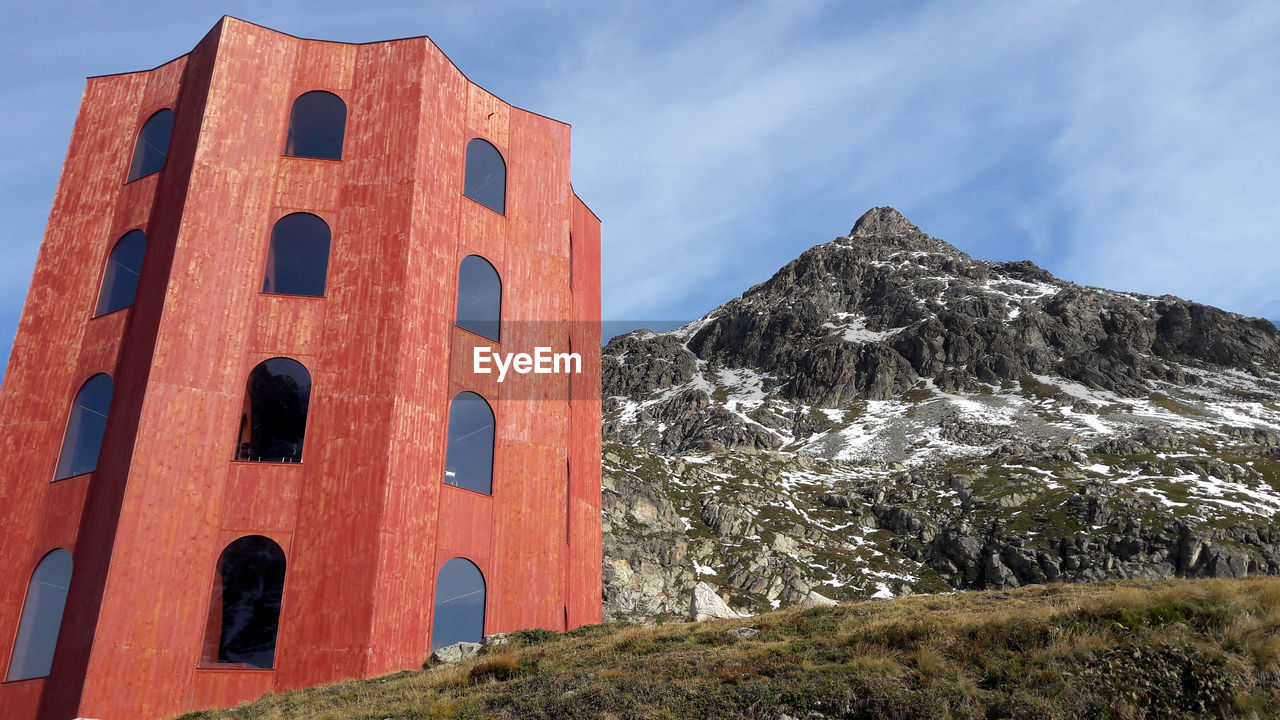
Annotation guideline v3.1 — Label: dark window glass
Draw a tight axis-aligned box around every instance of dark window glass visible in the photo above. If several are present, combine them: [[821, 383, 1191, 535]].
[[127, 109, 175, 181], [285, 91, 346, 160], [431, 558, 485, 651], [262, 213, 331, 297], [5, 549, 72, 681], [207, 536, 286, 668], [456, 255, 501, 341], [235, 358, 311, 463], [95, 230, 146, 316], [444, 392, 494, 495], [463, 138, 505, 214], [54, 374, 113, 480]]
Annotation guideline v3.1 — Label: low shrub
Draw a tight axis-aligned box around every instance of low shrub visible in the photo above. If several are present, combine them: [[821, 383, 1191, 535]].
[[468, 654, 521, 683]]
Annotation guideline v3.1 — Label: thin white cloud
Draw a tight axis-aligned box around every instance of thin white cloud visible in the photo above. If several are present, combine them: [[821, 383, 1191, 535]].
[[526, 0, 1280, 322], [1039, 5, 1280, 317]]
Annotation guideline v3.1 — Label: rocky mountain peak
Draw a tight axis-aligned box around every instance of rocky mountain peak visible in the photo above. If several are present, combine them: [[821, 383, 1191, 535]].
[[600, 209, 1280, 620], [607, 209, 1278, 422], [849, 206, 922, 238], [603, 204, 1279, 463]]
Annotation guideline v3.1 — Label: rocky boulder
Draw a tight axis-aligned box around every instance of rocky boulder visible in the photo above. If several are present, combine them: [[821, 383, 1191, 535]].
[[429, 641, 481, 665], [690, 582, 743, 622]]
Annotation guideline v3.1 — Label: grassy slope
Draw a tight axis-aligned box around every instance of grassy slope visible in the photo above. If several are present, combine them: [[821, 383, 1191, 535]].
[[178, 577, 1280, 720]]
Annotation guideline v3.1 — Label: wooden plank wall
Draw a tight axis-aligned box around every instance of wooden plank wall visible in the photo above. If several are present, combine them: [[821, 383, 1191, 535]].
[[0, 17, 602, 720]]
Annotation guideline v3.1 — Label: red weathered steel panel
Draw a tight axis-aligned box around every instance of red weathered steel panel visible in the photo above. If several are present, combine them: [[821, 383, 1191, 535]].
[[569, 195, 604, 627], [0, 678, 43, 718], [190, 669, 275, 713]]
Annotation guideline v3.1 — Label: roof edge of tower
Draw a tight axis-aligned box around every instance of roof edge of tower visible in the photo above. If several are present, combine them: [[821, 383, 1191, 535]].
[[85, 15, 227, 80], [86, 15, 573, 129], [572, 186, 603, 224]]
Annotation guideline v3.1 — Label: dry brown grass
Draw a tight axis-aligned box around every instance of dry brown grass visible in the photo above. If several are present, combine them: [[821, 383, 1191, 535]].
[[176, 576, 1280, 720]]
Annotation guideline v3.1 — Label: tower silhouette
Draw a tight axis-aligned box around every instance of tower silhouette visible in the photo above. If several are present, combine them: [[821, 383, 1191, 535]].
[[0, 18, 601, 719]]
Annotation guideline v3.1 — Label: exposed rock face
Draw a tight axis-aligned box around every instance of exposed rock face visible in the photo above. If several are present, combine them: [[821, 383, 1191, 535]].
[[604, 333, 698, 401], [639, 207, 1272, 423], [689, 582, 742, 622], [799, 590, 838, 608], [600, 208, 1280, 619], [601, 470, 696, 620]]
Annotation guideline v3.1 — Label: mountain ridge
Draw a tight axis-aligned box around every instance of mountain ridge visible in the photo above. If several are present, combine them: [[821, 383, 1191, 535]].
[[600, 207, 1280, 620]]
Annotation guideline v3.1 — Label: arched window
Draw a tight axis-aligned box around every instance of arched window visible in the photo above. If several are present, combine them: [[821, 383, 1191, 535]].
[[126, 109, 175, 181], [5, 549, 72, 681], [203, 536, 286, 668], [431, 558, 485, 651], [456, 255, 501, 341], [463, 138, 505, 214], [54, 374, 113, 480], [285, 91, 346, 160], [95, 230, 146, 316], [235, 358, 311, 463], [444, 392, 494, 495], [261, 213, 331, 297]]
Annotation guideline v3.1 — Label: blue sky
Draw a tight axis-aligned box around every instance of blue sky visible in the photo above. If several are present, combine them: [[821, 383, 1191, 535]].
[[2, 1, 1279, 373]]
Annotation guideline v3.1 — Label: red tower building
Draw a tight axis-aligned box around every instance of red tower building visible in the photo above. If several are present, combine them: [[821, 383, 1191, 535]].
[[0, 17, 601, 719]]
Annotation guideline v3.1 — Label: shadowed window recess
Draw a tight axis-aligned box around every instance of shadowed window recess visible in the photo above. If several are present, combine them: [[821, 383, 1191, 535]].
[[235, 358, 311, 463], [463, 138, 505, 214], [443, 391, 494, 495], [126, 109, 175, 181], [54, 374, 113, 480], [455, 255, 501, 341], [204, 536, 286, 668], [95, 230, 146, 316], [5, 549, 72, 681], [261, 213, 331, 297], [285, 91, 346, 160], [431, 558, 485, 651]]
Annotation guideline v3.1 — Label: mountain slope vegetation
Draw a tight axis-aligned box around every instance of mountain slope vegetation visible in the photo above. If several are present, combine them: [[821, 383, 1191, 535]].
[[178, 577, 1280, 720]]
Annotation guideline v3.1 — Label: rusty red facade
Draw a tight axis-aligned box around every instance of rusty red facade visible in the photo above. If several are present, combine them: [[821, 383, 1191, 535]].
[[0, 18, 602, 719]]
